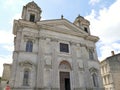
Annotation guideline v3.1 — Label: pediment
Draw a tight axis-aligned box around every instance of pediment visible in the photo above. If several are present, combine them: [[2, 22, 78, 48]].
[[26, 1, 41, 11], [89, 67, 98, 73], [55, 24, 71, 30], [37, 19, 88, 37]]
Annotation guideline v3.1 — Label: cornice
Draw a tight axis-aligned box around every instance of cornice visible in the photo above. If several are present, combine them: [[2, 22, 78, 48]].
[[37, 19, 85, 32], [40, 25, 87, 38], [26, 1, 41, 12], [19, 60, 35, 68], [38, 35, 94, 49], [13, 19, 39, 35], [85, 35, 99, 42], [37, 19, 99, 42], [13, 19, 99, 43]]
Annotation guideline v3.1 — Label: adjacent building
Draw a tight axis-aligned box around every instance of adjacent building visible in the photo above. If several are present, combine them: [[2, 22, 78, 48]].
[[1, 64, 12, 90], [2, 64, 11, 81], [100, 51, 120, 90], [9, 1, 104, 90]]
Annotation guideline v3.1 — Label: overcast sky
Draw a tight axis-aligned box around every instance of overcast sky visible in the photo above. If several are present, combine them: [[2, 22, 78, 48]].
[[0, 0, 120, 76]]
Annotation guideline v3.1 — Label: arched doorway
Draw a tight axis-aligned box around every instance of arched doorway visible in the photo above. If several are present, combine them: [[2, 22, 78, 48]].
[[59, 61, 71, 90]]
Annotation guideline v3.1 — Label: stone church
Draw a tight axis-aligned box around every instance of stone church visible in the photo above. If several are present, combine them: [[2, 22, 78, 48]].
[[10, 1, 104, 90]]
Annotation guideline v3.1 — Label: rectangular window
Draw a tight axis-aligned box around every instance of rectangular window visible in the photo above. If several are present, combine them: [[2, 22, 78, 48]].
[[60, 43, 69, 53], [89, 49, 94, 60], [30, 14, 35, 22], [26, 41, 33, 52], [84, 27, 88, 33], [23, 70, 29, 86]]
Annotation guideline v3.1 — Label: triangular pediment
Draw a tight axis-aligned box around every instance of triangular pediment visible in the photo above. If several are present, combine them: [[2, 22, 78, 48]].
[[37, 19, 88, 37], [55, 24, 71, 30]]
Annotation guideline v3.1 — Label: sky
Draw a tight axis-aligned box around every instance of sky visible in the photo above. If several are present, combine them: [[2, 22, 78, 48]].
[[0, 0, 120, 76]]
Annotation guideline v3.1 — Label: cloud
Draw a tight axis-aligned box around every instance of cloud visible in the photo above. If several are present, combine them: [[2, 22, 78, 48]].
[[2, 45, 14, 52], [0, 30, 14, 44], [89, 0, 100, 5], [0, 30, 13, 76], [85, 0, 120, 60], [98, 42, 120, 60], [9, 13, 21, 25]]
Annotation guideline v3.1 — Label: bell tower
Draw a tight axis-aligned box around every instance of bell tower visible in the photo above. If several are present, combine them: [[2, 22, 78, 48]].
[[21, 1, 42, 22], [74, 15, 90, 34]]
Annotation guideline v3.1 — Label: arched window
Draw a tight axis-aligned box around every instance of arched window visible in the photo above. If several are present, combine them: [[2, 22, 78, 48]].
[[26, 41, 33, 52], [89, 67, 99, 87], [23, 69, 29, 86], [89, 49, 94, 60], [92, 73, 98, 87]]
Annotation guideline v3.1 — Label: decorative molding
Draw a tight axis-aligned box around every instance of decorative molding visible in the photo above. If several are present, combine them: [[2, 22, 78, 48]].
[[80, 43, 86, 47], [79, 68, 84, 72], [69, 41, 77, 46], [44, 56, 52, 66], [89, 67, 98, 74], [59, 60, 72, 70], [37, 19, 88, 37], [85, 35, 99, 42], [26, 1, 41, 11], [24, 35, 36, 43], [19, 61, 35, 68], [86, 47, 94, 51], [51, 38, 59, 42]]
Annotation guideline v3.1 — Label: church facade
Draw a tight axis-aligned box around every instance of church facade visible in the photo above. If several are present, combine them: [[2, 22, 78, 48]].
[[10, 1, 104, 90]]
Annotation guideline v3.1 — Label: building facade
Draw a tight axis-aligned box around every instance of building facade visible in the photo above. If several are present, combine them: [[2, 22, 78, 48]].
[[2, 64, 11, 81], [101, 52, 120, 90], [10, 1, 104, 90], [1, 64, 11, 90]]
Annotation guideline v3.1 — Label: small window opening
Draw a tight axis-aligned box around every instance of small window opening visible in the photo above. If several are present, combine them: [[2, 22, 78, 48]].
[[23, 70, 29, 86], [84, 27, 88, 33], [89, 49, 94, 60], [26, 41, 33, 52], [30, 14, 35, 22], [92, 73, 99, 87]]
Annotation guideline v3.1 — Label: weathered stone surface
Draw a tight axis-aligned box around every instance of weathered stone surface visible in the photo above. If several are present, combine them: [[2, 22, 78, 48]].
[[2, 1, 104, 90], [101, 53, 120, 90]]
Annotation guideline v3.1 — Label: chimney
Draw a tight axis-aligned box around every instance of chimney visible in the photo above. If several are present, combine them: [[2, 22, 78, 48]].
[[111, 51, 115, 56]]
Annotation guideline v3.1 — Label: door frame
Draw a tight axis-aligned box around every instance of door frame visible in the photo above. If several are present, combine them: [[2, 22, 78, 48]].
[[59, 71, 71, 90]]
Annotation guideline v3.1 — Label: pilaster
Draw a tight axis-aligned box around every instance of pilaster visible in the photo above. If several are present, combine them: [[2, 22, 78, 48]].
[[10, 51, 18, 88], [15, 28, 23, 51], [51, 40, 59, 89], [36, 38, 44, 88], [71, 42, 80, 89], [81, 45, 92, 88]]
